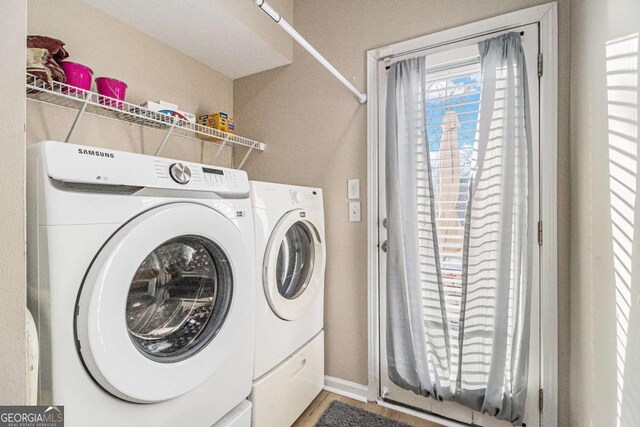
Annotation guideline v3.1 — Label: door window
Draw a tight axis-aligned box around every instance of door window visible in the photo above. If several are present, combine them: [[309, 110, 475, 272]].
[[276, 222, 315, 299], [126, 235, 233, 362]]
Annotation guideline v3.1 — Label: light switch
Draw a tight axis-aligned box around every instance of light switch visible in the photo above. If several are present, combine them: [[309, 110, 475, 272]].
[[349, 201, 361, 222], [348, 179, 360, 199]]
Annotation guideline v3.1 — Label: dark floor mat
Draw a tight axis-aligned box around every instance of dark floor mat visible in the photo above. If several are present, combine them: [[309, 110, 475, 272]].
[[315, 400, 413, 427]]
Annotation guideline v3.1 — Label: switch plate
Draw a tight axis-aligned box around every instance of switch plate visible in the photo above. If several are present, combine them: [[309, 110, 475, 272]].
[[348, 179, 360, 199], [349, 201, 361, 222]]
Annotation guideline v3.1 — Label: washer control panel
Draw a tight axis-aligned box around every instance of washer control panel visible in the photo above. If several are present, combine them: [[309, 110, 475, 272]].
[[169, 163, 192, 185], [153, 159, 243, 192], [42, 141, 249, 196]]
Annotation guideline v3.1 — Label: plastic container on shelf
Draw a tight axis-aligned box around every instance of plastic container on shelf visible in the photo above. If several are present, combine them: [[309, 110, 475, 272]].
[[59, 61, 93, 93], [95, 77, 128, 109]]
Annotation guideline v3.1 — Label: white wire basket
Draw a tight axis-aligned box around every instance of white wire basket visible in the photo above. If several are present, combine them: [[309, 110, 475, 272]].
[[26, 73, 265, 167]]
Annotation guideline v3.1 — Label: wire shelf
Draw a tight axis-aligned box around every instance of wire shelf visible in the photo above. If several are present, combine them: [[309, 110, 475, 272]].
[[26, 73, 265, 167]]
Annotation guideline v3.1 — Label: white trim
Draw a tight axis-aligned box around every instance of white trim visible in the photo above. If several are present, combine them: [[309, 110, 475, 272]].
[[324, 376, 468, 427], [366, 3, 559, 426], [538, 4, 559, 427], [366, 47, 381, 403], [370, 3, 555, 62], [376, 401, 469, 427], [323, 376, 368, 403]]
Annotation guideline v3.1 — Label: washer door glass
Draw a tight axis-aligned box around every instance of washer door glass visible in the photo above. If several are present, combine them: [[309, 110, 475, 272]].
[[76, 203, 252, 403], [126, 235, 233, 362], [275, 222, 315, 300]]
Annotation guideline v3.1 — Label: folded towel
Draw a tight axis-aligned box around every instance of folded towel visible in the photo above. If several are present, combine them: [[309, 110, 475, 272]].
[[27, 35, 68, 61], [27, 47, 52, 85], [26, 35, 68, 84]]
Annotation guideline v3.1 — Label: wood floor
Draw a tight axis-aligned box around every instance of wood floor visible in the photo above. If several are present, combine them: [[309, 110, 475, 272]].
[[292, 391, 443, 427]]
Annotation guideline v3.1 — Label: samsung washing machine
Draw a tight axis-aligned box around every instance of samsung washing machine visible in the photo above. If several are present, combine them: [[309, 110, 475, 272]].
[[249, 181, 326, 427], [27, 141, 255, 427]]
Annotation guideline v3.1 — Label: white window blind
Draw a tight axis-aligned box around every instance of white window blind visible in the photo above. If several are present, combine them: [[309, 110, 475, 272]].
[[419, 62, 482, 381]]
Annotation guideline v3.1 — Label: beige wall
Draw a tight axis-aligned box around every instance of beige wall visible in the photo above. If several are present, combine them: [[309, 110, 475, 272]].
[[219, 0, 293, 64], [0, 0, 28, 405], [28, 0, 235, 166], [569, 0, 640, 425], [234, 1, 571, 423]]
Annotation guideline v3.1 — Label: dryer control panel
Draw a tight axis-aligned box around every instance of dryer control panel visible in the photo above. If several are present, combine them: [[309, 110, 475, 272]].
[[41, 141, 249, 196], [250, 181, 323, 209], [289, 188, 319, 205]]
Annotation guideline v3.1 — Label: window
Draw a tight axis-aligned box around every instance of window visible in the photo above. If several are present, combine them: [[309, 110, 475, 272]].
[[417, 60, 481, 379]]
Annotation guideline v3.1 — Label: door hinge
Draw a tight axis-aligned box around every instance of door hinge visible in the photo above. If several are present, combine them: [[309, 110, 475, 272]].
[[538, 53, 543, 78], [539, 388, 544, 413], [538, 220, 543, 246]]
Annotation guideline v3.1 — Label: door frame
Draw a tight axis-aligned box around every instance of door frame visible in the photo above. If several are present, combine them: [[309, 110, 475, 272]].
[[365, 3, 559, 426]]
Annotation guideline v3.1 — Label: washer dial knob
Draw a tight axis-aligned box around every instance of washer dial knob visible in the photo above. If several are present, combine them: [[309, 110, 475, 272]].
[[169, 163, 191, 185]]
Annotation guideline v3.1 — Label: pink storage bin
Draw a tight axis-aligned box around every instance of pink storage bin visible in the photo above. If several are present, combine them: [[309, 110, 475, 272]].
[[95, 77, 128, 109], [60, 61, 93, 93]]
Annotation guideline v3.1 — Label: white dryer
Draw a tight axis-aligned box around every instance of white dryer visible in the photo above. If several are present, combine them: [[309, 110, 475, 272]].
[[27, 141, 255, 427], [249, 181, 326, 427]]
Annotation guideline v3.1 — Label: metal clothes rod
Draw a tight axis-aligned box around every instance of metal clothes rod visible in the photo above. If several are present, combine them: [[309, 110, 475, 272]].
[[253, 0, 367, 104]]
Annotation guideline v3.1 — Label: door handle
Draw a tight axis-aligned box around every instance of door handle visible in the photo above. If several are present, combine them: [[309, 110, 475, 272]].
[[382, 386, 390, 398], [381, 240, 388, 252]]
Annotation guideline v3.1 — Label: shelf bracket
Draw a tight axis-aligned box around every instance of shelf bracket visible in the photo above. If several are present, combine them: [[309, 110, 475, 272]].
[[154, 117, 179, 157], [65, 93, 91, 143], [237, 146, 254, 169], [211, 137, 231, 164]]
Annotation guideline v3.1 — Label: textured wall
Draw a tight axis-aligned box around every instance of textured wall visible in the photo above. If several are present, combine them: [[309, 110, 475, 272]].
[[219, 0, 293, 64], [0, 0, 28, 405], [570, 0, 640, 425], [234, 0, 571, 424]]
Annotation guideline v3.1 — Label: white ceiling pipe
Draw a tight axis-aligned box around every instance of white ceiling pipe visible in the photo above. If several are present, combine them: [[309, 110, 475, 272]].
[[253, 0, 367, 104]]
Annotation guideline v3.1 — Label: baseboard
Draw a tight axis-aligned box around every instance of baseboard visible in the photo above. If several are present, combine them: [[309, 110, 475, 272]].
[[323, 376, 467, 427], [376, 401, 468, 427], [323, 376, 368, 403]]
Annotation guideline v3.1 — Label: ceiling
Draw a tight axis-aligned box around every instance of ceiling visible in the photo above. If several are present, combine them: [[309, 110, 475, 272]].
[[80, 0, 292, 79]]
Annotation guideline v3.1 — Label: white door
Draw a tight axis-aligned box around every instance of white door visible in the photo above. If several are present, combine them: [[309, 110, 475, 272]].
[[378, 24, 541, 426], [75, 203, 252, 403], [263, 209, 325, 321]]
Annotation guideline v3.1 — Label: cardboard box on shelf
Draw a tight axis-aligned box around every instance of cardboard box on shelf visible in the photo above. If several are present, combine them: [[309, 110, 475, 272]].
[[198, 112, 235, 136]]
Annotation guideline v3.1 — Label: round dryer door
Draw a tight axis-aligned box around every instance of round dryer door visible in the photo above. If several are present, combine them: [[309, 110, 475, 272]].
[[75, 203, 252, 403], [263, 209, 324, 320]]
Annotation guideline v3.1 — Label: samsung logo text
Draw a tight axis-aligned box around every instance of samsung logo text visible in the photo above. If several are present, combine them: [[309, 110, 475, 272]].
[[78, 148, 115, 158]]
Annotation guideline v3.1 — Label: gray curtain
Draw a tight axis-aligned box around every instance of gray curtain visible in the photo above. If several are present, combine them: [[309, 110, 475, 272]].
[[457, 32, 533, 424], [385, 32, 532, 425], [385, 57, 452, 401]]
